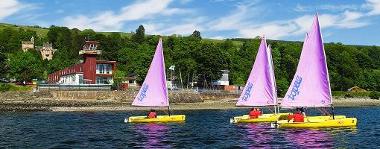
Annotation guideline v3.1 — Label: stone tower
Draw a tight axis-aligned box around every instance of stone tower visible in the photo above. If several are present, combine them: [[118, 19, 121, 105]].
[[21, 37, 35, 52], [37, 42, 57, 60]]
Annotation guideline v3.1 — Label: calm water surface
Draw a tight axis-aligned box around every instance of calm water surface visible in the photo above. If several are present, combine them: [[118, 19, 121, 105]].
[[0, 107, 379, 148]]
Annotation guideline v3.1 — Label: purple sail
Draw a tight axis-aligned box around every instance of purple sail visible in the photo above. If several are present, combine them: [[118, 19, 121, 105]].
[[281, 15, 332, 108], [236, 37, 277, 106], [132, 38, 169, 107]]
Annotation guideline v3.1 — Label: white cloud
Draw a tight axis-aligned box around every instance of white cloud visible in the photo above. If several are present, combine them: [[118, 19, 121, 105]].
[[238, 12, 369, 39], [239, 24, 296, 39], [365, 0, 380, 15], [206, 0, 379, 39], [60, 0, 380, 39], [63, 0, 191, 31], [208, 1, 260, 31], [144, 16, 204, 36], [161, 23, 201, 35], [294, 3, 359, 12], [209, 36, 225, 40], [0, 0, 36, 20], [208, 5, 248, 31]]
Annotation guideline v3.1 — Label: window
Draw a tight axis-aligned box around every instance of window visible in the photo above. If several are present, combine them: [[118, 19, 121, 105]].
[[96, 64, 112, 74], [79, 75, 84, 84], [106, 65, 110, 74], [96, 77, 110, 84]]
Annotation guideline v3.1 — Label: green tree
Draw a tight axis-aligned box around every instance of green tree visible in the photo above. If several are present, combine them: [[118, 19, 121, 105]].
[[132, 25, 145, 44], [112, 70, 126, 89], [7, 51, 43, 81], [0, 52, 6, 77], [190, 30, 202, 40], [195, 42, 228, 87]]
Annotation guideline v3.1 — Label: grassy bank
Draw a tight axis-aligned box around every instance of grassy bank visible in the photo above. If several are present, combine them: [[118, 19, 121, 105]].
[[332, 91, 380, 99], [0, 83, 33, 92]]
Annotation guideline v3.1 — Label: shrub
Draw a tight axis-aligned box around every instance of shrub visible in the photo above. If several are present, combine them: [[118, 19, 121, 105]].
[[369, 91, 380, 100], [0, 83, 11, 92], [332, 91, 346, 97], [344, 93, 353, 98]]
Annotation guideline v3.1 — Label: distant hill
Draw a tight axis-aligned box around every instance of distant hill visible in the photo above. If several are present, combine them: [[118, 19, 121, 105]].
[[0, 23, 134, 39], [1, 22, 378, 47], [0, 23, 49, 37]]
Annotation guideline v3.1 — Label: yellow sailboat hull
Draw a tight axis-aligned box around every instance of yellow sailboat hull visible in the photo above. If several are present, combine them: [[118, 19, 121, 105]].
[[276, 115, 357, 128], [231, 113, 290, 123], [126, 115, 186, 123]]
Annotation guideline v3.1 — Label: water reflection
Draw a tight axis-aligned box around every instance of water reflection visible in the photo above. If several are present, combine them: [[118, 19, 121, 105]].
[[133, 124, 170, 148], [284, 129, 334, 148], [328, 127, 358, 147], [239, 124, 273, 148]]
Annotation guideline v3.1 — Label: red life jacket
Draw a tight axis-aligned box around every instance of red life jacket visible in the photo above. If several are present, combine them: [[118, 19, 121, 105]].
[[256, 110, 262, 116], [249, 110, 260, 119], [287, 114, 294, 121], [293, 113, 304, 122], [148, 112, 157, 118]]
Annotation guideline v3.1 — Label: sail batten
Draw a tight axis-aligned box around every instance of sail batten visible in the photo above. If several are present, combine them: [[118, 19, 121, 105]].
[[132, 38, 169, 107], [281, 15, 332, 108], [236, 37, 277, 106]]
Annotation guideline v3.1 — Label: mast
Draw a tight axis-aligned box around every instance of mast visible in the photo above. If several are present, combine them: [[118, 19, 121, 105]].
[[267, 44, 278, 114], [161, 37, 171, 116]]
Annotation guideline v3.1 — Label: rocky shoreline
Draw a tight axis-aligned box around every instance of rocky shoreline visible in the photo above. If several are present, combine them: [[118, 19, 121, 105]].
[[0, 97, 379, 112], [0, 91, 379, 112]]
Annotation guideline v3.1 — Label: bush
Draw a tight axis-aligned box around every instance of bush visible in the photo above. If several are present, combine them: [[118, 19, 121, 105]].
[[0, 83, 11, 92], [344, 93, 353, 98], [332, 91, 346, 97], [340, 91, 370, 98], [369, 91, 380, 100], [0, 83, 32, 92]]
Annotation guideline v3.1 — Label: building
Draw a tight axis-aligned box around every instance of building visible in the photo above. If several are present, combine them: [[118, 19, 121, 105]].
[[47, 41, 116, 85], [37, 42, 57, 60], [212, 70, 230, 86], [21, 37, 34, 52], [212, 70, 237, 91]]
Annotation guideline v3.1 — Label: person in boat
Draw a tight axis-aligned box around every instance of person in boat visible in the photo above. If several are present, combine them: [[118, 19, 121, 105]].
[[249, 108, 262, 119], [299, 107, 306, 117], [147, 109, 157, 118], [287, 108, 305, 122]]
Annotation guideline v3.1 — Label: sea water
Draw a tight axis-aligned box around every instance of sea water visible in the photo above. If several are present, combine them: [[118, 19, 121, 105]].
[[0, 107, 379, 148]]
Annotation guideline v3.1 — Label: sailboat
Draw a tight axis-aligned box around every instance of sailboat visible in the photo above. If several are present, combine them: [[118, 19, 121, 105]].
[[125, 38, 186, 123], [230, 37, 289, 123], [274, 15, 357, 128]]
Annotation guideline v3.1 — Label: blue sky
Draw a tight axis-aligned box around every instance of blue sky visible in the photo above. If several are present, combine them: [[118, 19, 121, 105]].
[[1, 0, 380, 45]]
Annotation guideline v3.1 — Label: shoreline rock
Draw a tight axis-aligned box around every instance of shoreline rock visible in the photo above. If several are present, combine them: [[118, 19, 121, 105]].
[[0, 91, 379, 112]]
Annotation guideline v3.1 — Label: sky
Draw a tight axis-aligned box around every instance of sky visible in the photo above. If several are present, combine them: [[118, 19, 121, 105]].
[[1, 0, 380, 45]]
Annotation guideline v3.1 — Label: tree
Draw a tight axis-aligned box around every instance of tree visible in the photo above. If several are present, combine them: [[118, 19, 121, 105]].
[[132, 25, 145, 44], [190, 30, 201, 40], [99, 33, 123, 60], [112, 70, 126, 90], [0, 27, 21, 52], [0, 52, 6, 78], [7, 51, 43, 81], [195, 42, 228, 87], [80, 29, 97, 40]]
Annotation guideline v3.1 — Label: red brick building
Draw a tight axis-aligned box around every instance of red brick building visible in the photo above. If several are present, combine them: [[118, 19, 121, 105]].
[[48, 41, 116, 85]]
